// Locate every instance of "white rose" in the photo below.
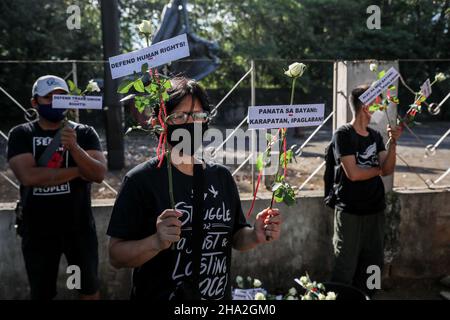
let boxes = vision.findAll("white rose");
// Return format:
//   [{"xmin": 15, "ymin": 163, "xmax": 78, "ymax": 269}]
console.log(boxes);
[
  {"xmin": 326, "ymin": 292, "xmax": 337, "ymax": 300},
  {"xmin": 286, "ymin": 295, "xmax": 295, "ymax": 300},
  {"xmin": 318, "ymin": 293, "xmax": 326, "ymax": 300},
  {"xmin": 284, "ymin": 62, "xmax": 306, "ymax": 78},
  {"xmin": 138, "ymin": 20, "xmax": 152, "ymax": 35},
  {"xmin": 302, "ymin": 293, "xmax": 312, "ymax": 300},
  {"xmin": 288, "ymin": 287, "xmax": 297, "ymax": 296},
  {"xmin": 236, "ymin": 276, "xmax": 244, "ymax": 288},
  {"xmin": 86, "ymin": 80, "xmax": 100, "ymax": 93},
  {"xmin": 255, "ymin": 292, "xmax": 266, "ymax": 300},
  {"xmin": 299, "ymin": 276, "xmax": 309, "ymax": 286},
  {"xmin": 253, "ymin": 279, "xmax": 262, "ymax": 288},
  {"xmin": 435, "ymin": 72, "xmax": 446, "ymax": 83},
  {"xmin": 369, "ymin": 63, "xmax": 378, "ymax": 72}
]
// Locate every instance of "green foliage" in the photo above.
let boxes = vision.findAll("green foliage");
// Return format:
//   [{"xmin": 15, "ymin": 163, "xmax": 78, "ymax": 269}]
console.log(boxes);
[{"xmin": 272, "ymin": 178, "xmax": 296, "ymax": 206}]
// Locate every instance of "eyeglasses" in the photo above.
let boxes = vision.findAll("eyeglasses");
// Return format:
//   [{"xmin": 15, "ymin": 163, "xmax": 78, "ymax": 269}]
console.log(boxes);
[{"xmin": 166, "ymin": 111, "xmax": 210, "ymax": 125}]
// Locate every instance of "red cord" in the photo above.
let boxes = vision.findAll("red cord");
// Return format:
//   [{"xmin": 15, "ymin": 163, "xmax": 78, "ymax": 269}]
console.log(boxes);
[{"xmin": 246, "ymin": 170, "xmax": 262, "ymax": 218}]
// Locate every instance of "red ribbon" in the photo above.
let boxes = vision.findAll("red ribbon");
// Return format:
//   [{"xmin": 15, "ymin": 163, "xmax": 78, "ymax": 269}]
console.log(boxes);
[{"xmin": 151, "ymin": 69, "xmax": 169, "ymax": 168}]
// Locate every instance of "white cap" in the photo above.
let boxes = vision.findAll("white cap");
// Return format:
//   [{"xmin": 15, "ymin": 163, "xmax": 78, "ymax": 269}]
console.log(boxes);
[{"xmin": 32, "ymin": 75, "xmax": 69, "ymax": 97}]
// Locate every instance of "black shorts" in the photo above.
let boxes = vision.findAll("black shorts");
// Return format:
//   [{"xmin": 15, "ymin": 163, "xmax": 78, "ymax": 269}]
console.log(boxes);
[{"xmin": 21, "ymin": 226, "xmax": 99, "ymax": 300}]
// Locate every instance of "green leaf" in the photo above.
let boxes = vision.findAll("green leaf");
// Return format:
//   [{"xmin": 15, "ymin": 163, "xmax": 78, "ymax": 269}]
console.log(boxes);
[
  {"xmin": 141, "ymin": 63, "xmax": 149, "ymax": 74},
  {"xmin": 134, "ymin": 96, "xmax": 146, "ymax": 113},
  {"xmin": 133, "ymin": 79, "xmax": 145, "ymax": 93},
  {"xmin": 280, "ymin": 149, "xmax": 294, "ymax": 167},
  {"xmin": 163, "ymin": 80, "xmax": 172, "ymax": 89},
  {"xmin": 256, "ymin": 154, "xmax": 264, "ymax": 171},
  {"xmin": 390, "ymin": 96, "xmax": 399, "ymax": 104},
  {"xmin": 68, "ymin": 79, "xmax": 77, "ymax": 92},
  {"xmin": 388, "ymin": 85, "xmax": 396, "ymax": 91},
  {"xmin": 162, "ymin": 91, "xmax": 170, "ymax": 101},
  {"xmin": 118, "ymin": 79, "xmax": 134, "ymax": 94},
  {"xmin": 283, "ymin": 193, "xmax": 296, "ymax": 206},
  {"xmin": 283, "ymin": 187, "xmax": 296, "ymax": 206},
  {"xmin": 377, "ymin": 70, "xmax": 386, "ymax": 80}
]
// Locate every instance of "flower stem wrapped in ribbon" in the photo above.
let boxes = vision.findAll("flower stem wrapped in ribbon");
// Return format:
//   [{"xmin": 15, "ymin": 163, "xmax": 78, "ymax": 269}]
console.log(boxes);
[
  {"xmin": 118, "ymin": 21, "xmax": 175, "ymax": 209},
  {"xmin": 247, "ymin": 63, "xmax": 306, "ymax": 219}
]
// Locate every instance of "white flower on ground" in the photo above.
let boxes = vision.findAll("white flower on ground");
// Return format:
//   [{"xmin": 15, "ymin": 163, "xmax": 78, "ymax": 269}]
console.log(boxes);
[
  {"xmin": 236, "ymin": 276, "xmax": 244, "ymax": 288},
  {"xmin": 318, "ymin": 293, "xmax": 326, "ymax": 300},
  {"xmin": 253, "ymin": 279, "xmax": 262, "ymax": 288},
  {"xmin": 138, "ymin": 20, "xmax": 152, "ymax": 35},
  {"xmin": 284, "ymin": 62, "xmax": 306, "ymax": 78},
  {"xmin": 326, "ymin": 292, "xmax": 337, "ymax": 300},
  {"xmin": 286, "ymin": 295, "xmax": 296, "ymax": 300},
  {"xmin": 435, "ymin": 72, "xmax": 446, "ymax": 83},
  {"xmin": 255, "ymin": 292, "xmax": 266, "ymax": 300},
  {"xmin": 370, "ymin": 63, "xmax": 378, "ymax": 72},
  {"xmin": 288, "ymin": 287, "xmax": 297, "ymax": 296},
  {"xmin": 86, "ymin": 80, "xmax": 100, "ymax": 93},
  {"xmin": 302, "ymin": 293, "xmax": 313, "ymax": 300}
]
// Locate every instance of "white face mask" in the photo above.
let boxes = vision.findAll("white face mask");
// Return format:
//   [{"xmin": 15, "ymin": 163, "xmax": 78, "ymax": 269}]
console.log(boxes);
[{"xmin": 370, "ymin": 110, "xmax": 385, "ymax": 124}]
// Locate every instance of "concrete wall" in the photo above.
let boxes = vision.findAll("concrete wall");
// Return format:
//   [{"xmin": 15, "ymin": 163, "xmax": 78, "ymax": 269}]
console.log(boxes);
[{"xmin": 0, "ymin": 189, "xmax": 449, "ymax": 299}]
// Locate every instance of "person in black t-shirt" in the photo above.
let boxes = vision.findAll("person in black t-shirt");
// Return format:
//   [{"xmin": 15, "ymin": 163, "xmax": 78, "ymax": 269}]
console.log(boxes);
[
  {"xmin": 7, "ymin": 75, "xmax": 107, "ymax": 300},
  {"xmin": 107, "ymin": 77, "xmax": 282, "ymax": 300},
  {"xmin": 329, "ymin": 84, "xmax": 402, "ymax": 297}
]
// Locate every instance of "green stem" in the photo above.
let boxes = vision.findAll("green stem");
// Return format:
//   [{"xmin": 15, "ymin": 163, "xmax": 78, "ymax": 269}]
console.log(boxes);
[
  {"xmin": 269, "ymin": 130, "xmax": 285, "ymax": 209},
  {"xmin": 145, "ymin": 35, "xmax": 150, "ymax": 47},
  {"xmin": 290, "ymin": 78, "xmax": 297, "ymax": 105},
  {"xmin": 269, "ymin": 77, "xmax": 297, "ymax": 208}
]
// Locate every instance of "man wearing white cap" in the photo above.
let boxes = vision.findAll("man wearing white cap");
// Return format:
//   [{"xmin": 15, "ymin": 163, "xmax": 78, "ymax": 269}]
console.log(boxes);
[{"xmin": 6, "ymin": 75, "xmax": 107, "ymax": 300}]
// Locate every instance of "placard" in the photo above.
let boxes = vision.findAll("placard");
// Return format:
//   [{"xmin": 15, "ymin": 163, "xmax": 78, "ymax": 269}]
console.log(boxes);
[
  {"xmin": 359, "ymin": 67, "xmax": 400, "ymax": 105},
  {"xmin": 109, "ymin": 33, "xmax": 190, "ymax": 79},
  {"xmin": 52, "ymin": 95, "xmax": 103, "ymax": 110},
  {"xmin": 248, "ymin": 104, "xmax": 325, "ymax": 129},
  {"xmin": 420, "ymin": 78, "xmax": 432, "ymax": 98}
]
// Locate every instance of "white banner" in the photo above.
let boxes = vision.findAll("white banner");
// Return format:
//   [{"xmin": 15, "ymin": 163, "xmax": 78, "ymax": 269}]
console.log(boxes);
[
  {"xmin": 420, "ymin": 78, "xmax": 432, "ymax": 98},
  {"xmin": 52, "ymin": 95, "xmax": 103, "ymax": 110},
  {"xmin": 248, "ymin": 104, "xmax": 325, "ymax": 129},
  {"xmin": 108, "ymin": 33, "xmax": 190, "ymax": 79},
  {"xmin": 232, "ymin": 288, "xmax": 268, "ymax": 300},
  {"xmin": 359, "ymin": 67, "xmax": 400, "ymax": 105}
]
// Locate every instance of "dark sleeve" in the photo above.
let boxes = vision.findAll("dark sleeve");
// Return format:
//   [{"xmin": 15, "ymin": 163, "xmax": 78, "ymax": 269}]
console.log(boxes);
[
  {"xmin": 107, "ymin": 175, "xmax": 147, "ymax": 240},
  {"xmin": 333, "ymin": 129, "xmax": 356, "ymax": 160},
  {"xmin": 226, "ymin": 170, "xmax": 251, "ymax": 235},
  {"xmin": 7, "ymin": 126, "xmax": 32, "ymax": 160},
  {"xmin": 375, "ymin": 131, "xmax": 386, "ymax": 153},
  {"xmin": 78, "ymin": 126, "xmax": 102, "ymax": 152}
]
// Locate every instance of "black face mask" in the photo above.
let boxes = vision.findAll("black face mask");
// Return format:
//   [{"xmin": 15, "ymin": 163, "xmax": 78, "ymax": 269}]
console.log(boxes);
[{"xmin": 167, "ymin": 122, "xmax": 209, "ymax": 156}]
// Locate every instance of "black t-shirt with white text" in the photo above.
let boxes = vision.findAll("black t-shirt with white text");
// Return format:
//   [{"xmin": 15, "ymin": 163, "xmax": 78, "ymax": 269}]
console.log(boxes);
[
  {"xmin": 7, "ymin": 120, "xmax": 102, "ymax": 235},
  {"xmin": 107, "ymin": 158, "xmax": 250, "ymax": 300},
  {"xmin": 332, "ymin": 124, "xmax": 386, "ymax": 214}
]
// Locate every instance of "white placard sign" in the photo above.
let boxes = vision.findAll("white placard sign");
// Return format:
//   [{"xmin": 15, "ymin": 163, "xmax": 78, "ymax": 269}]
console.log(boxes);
[
  {"xmin": 52, "ymin": 95, "xmax": 103, "ymax": 110},
  {"xmin": 420, "ymin": 78, "xmax": 432, "ymax": 98},
  {"xmin": 248, "ymin": 104, "xmax": 325, "ymax": 129},
  {"xmin": 232, "ymin": 288, "xmax": 268, "ymax": 300},
  {"xmin": 359, "ymin": 67, "xmax": 400, "ymax": 105},
  {"xmin": 108, "ymin": 33, "xmax": 190, "ymax": 79}
]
